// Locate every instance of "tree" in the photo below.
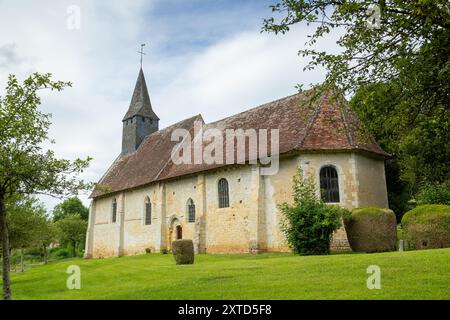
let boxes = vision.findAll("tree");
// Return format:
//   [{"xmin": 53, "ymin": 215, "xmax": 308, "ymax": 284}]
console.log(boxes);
[
  {"xmin": 350, "ymin": 82, "xmax": 450, "ymax": 218},
  {"xmin": 279, "ymin": 167, "xmax": 344, "ymax": 255},
  {"xmin": 263, "ymin": 1, "xmax": 450, "ymax": 208},
  {"xmin": 0, "ymin": 73, "xmax": 91, "ymax": 299},
  {"xmin": 56, "ymin": 214, "xmax": 88, "ymax": 258},
  {"xmin": 52, "ymin": 197, "xmax": 89, "ymax": 221},
  {"xmin": 5, "ymin": 195, "xmax": 46, "ymax": 272},
  {"xmin": 263, "ymin": 1, "xmax": 449, "ymax": 96},
  {"xmin": 34, "ymin": 216, "xmax": 58, "ymax": 264}
]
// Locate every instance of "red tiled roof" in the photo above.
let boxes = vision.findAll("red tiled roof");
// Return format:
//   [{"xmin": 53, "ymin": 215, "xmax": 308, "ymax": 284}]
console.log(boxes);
[{"xmin": 91, "ymin": 90, "xmax": 388, "ymax": 198}]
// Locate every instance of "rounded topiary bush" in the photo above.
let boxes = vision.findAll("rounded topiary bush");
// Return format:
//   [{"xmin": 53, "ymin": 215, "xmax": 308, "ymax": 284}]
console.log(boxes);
[
  {"xmin": 344, "ymin": 207, "xmax": 397, "ymax": 253},
  {"xmin": 172, "ymin": 239, "xmax": 194, "ymax": 265},
  {"xmin": 401, "ymin": 204, "xmax": 450, "ymax": 250}
]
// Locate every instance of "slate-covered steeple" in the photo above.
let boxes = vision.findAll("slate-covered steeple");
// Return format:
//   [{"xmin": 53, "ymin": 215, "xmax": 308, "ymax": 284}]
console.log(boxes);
[{"xmin": 122, "ymin": 68, "xmax": 159, "ymax": 155}]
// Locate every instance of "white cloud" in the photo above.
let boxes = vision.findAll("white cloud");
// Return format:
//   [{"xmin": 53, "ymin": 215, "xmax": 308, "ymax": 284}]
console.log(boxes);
[
  {"xmin": 0, "ymin": 1, "xmax": 340, "ymax": 211},
  {"xmin": 154, "ymin": 27, "xmax": 332, "ymax": 126}
]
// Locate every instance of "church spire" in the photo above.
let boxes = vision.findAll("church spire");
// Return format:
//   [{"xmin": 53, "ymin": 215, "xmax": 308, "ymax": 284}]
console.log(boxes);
[
  {"xmin": 121, "ymin": 68, "xmax": 160, "ymax": 155},
  {"xmin": 122, "ymin": 68, "xmax": 159, "ymax": 121}
]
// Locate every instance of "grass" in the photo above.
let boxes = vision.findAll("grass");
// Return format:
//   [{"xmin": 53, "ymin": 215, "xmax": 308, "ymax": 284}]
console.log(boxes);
[{"xmin": 3, "ymin": 248, "xmax": 450, "ymax": 300}]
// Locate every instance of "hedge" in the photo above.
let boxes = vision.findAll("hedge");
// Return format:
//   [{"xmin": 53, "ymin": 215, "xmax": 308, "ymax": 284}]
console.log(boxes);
[
  {"xmin": 172, "ymin": 239, "xmax": 194, "ymax": 265},
  {"xmin": 344, "ymin": 207, "xmax": 397, "ymax": 253},
  {"xmin": 401, "ymin": 204, "xmax": 450, "ymax": 250}
]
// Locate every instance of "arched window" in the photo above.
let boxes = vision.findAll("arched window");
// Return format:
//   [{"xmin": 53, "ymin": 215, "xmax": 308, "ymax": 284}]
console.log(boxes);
[
  {"xmin": 187, "ymin": 198, "xmax": 195, "ymax": 223},
  {"xmin": 112, "ymin": 198, "xmax": 117, "ymax": 223},
  {"xmin": 145, "ymin": 197, "xmax": 152, "ymax": 225},
  {"xmin": 320, "ymin": 166, "xmax": 340, "ymax": 203},
  {"xmin": 218, "ymin": 178, "xmax": 229, "ymax": 208}
]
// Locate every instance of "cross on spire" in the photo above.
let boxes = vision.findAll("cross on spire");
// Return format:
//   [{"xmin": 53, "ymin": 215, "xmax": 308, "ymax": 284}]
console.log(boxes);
[{"xmin": 138, "ymin": 43, "xmax": 146, "ymax": 69}]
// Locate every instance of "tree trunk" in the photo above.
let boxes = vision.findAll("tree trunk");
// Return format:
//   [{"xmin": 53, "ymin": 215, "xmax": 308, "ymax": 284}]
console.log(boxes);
[
  {"xmin": 72, "ymin": 240, "xmax": 76, "ymax": 258},
  {"xmin": 43, "ymin": 244, "xmax": 48, "ymax": 264},
  {"xmin": 0, "ymin": 194, "xmax": 12, "ymax": 300},
  {"xmin": 20, "ymin": 248, "xmax": 24, "ymax": 272}
]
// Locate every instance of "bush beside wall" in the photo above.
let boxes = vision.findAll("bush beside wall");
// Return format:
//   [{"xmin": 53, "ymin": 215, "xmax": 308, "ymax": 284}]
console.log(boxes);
[{"xmin": 344, "ymin": 207, "xmax": 397, "ymax": 253}]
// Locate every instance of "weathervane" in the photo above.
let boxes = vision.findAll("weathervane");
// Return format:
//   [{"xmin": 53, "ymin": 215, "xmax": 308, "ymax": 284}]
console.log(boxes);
[{"xmin": 138, "ymin": 43, "xmax": 146, "ymax": 68}]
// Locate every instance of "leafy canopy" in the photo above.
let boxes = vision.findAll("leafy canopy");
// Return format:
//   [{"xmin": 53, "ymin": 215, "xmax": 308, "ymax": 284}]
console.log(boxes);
[
  {"xmin": 263, "ymin": 1, "xmax": 449, "ymax": 97},
  {"xmin": 56, "ymin": 214, "xmax": 87, "ymax": 244},
  {"xmin": 52, "ymin": 197, "xmax": 89, "ymax": 221},
  {"xmin": 56, "ymin": 214, "xmax": 88, "ymax": 257},
  {"xmin": 0, "ymin": 73, "xmax": 92, "ymax": 198},
  {"xmin": 5, "ymin": 195, "xmax": 48, "ymax": 250},
  {"xmin": 263, "ymin": 1, "xmax": 450, "ymax": 210}
]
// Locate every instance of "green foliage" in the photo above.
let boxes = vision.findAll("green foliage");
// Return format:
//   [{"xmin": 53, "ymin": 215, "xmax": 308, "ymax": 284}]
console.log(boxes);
[
  {"xmin": 52, "ymin": 197, "xmax": 89, "ymax": 221},
  {"xmin": 56, "ymin": 214, "xmax": 88, "ymax": 258},
  {"xmin": 0, "ymin": 72, "xmax": 93, "ymax": 299},
  {"xmin": 172, "ymin": 240, "xmax": 194, "ymax": 265},
  {"xmin": 49, "ymin": 247, "xmax": 71, "ymax": 260},
  {"xmin": 5, "ymin": 195, "xmax": 48, "ymax": 250},
  {"xmin": 279, "ymin": 167, "xmax": 344, "ymax": 255},
  {"xmin": 263, "ymin": 1, "xmax": 450, "ymax": 216},
  {"xmin": 350, "ymin": 82, "xmax": 450, "ymax": 196},
  {"xmin": 402, "ymin": 205, "xmax": 450, "ymax": 250},
  {"xmin": 416, "ymin": 181, "xmax": 450, "ymax": 206},
  {"xmin": 402, "ymin": 204, "xmax": 450, "ymax": 225},
  {"xmin": 344, "ymin": 207, "xmax": 397, "ymax": 252},
  {"xmin": 0, "ymin": 73, "xmax": 92, "ymax": 198},
  {"xmin": 263, "ymin": 1, "xmax": 449, "ymax": 99}
]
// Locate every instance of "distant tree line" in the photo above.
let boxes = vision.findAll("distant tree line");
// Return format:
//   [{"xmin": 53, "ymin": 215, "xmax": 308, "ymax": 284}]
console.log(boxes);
[{"xmin": 1, "ymin": 196, "xmax": 88, "ymax": 272}]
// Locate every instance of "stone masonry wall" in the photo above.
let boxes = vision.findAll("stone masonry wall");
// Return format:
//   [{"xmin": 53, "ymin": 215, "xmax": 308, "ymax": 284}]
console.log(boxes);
[{"xmin": 86, "ymin": 152, "xmax": 388, "ymax": 258}]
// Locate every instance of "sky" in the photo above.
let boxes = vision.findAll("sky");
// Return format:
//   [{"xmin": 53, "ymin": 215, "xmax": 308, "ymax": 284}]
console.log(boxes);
[{"xmin": 0, "ymin": 0, "xmax": 340, "ymax": 211}]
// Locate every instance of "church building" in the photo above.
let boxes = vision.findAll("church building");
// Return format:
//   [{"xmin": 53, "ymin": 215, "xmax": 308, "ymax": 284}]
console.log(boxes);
[{"xmin": 84, "ymin": 68, "xmax": 389, "ymax": 258}]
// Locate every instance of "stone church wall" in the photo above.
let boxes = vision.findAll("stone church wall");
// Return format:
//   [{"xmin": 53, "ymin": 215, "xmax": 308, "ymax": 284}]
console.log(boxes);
[
  {"xmin": 86, "ymin": 152, "xmax": 388, "ymax": 258},
  {"xmin": 203, "ymin": 166, "xmax": 256, "ymax": 253}
]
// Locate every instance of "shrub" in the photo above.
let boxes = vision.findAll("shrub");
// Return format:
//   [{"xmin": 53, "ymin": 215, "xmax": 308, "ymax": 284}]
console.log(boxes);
[
  {"xmin": 145, "ymin": 248, "xmax": 151, "ymax": 254},
  {"xmin": 161, "ymin": 248, "xmax": 169, "ymax": 254},
  {"xmin": 279, "ymin": 168, "xmax": 344, "ymax": 255},
  {"xmin": 344, "ymin": 207, "xmax": 397, "ymax": 253},
  {"xmin": 50, "ymin": 248, "xmax": 71, "ymax": 259},
  {"xmin": 416, "ymin": 181, "xmax": 450, "ymax": 206},
  {"xmin": 401, "ymin": 204, "xmax": 450, "ymax": 250},
  {"xmin": 172, "ymin": 240, "xmax": 194, "ymax": 265},
  {"xmin": 25, "ymin": 247, "xmax": 44, "ymax": 258}
]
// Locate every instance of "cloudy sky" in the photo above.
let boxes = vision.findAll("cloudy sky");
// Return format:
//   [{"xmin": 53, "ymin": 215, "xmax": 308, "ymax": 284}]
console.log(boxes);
[{"xmin": 0, "ymin": 0, "xmax": 339, "ymax": 211}]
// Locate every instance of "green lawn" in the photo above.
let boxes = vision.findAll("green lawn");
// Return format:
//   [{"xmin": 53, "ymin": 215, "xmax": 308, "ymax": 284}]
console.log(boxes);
[{"xmin": 5, "ymin": 248, "xmax": 450, "ymax": 300}]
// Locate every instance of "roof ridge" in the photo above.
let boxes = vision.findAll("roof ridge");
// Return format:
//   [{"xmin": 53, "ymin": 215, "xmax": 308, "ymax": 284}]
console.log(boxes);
[
  {"xmin": 296, "ymin": 91, "xmax": 330, "ymax": 149},
  {"xmin": 142, "ymin": 114, "xmax": 203, "ymax": 141},
  {"xmin": 205, "ymin": 91, "xmax": 306, "ymax": 126},
  {"xmin": 91, "ymin": 87, "xmax": 390, "ymax": 199},
  {"xmin": 337, "ymin": 99, "xmax": 355, "ymax": 148}
]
